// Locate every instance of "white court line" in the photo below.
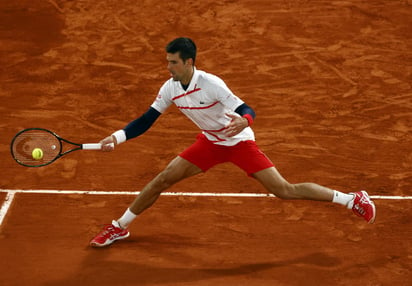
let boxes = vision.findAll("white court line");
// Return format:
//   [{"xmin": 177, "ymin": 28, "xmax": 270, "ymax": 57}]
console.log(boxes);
[
  {"xmin": 1, "ymin": 189, "xmax": 412, "ymax": 227},
  {"xmin": 0, "ymin": 189, "xmax": 275, "ymax": 197},
  {"xmin": 0, "ymin": 191, "xmax": 16, "ymax": 227},
  {"xmin": 1, "ymin": 189, "xmax": 412, "ymax": 199}
]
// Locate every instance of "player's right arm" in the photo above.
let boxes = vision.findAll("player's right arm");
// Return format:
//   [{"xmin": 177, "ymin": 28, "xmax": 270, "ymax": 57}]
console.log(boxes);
[
  {"xmin": 100, "ymin": 81, "xmax": 173, "ymax": 151},
  {"xmin": 100, "ymin": 107, "xmax": 161, "ymax": 151}
]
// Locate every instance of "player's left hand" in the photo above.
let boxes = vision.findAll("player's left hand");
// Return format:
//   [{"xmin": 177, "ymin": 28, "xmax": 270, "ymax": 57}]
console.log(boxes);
[{"xmin": 224, "ymin": 113, "xmax": 248, "ymax": 137}]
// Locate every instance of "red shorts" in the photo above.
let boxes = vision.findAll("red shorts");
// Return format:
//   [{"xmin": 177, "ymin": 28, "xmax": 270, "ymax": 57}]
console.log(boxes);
[{"xmin": 179, "ymin": 134, "xmax": 274, "ymax": 176}]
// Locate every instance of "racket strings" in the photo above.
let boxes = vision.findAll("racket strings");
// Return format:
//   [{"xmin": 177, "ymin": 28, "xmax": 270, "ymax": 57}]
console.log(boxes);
[{"xmin": 11, "ymin": 130, "xmax": 60, "ymax": 167}]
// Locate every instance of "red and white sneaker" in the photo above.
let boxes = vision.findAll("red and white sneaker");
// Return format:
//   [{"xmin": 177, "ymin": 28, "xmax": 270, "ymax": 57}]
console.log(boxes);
[
  {"xmin": 349, "ymin": 191, "xmax": 376, "ymax": 223},
  {"xmin": 90, "ymin": 220, "xmax": 130, "ymax": 247}
]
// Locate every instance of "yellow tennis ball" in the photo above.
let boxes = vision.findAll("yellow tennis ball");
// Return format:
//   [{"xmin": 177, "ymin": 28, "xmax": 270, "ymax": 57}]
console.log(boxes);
[{"xmin": 32, "ymin": 148, "xmax": 43, "ymax": 160}]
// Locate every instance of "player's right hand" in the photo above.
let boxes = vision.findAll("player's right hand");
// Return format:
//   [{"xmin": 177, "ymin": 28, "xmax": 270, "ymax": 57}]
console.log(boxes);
[{"xmin": 99, "ymin": 135, "xmax": 116, "ymax": 152}]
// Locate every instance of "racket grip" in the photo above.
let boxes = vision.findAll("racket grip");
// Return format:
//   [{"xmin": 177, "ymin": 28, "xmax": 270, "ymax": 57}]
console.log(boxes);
[
  {"xmin": 82, "ymin": 143, "xmax": 102, "ymax": 150},
  {"xmin": 82, "ymin": 143, "xmax": 115, "ymax": 150}
]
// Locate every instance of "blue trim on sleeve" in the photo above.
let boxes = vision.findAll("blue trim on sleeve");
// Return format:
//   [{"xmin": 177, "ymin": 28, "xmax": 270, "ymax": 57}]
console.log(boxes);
[
  {"xmin": 124, "ymin": 107, "xmax": 161, "ymax": 140},
  {"xmin": 234, "ymin": 103, "xmax": 256, "ymax": 119}
]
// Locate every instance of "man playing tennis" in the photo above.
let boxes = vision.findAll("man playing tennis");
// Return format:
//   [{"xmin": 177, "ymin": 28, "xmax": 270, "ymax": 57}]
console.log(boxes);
[{"xmin": 90, "ymin": 37, "xmax": 376, "ymax": 247}]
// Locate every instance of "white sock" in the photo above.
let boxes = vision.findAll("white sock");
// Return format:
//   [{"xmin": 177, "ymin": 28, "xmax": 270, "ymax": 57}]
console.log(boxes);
[
  {"xmin": 117, "ymin": 208, "xmax": 137, "ymax": 229},
  {"xmin": 332, "ymin": 190, "xmax": 355, "ymax": 209}
]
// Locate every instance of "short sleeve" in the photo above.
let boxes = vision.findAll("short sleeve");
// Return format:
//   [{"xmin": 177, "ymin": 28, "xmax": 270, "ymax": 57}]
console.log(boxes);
[
  {"xmin": 151, "ymin": 80, "xmax": 173, "ymax": 113},
  {"xmin": 213, "ymin": 76, "xmax": 244, "ymax": 111}
]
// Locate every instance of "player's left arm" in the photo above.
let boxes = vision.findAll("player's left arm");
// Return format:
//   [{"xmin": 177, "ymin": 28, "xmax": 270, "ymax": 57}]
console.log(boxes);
[
  {"xmin": 211, "ymin": 75, "xmax": 255, "ymax": 136},
  {"xmin": 235, "ymin": 103, "xmax": 255, "ymax": 125},
  {"xmin": 224, "ymin": 103, "xmax": 256, "ymax": 137}
]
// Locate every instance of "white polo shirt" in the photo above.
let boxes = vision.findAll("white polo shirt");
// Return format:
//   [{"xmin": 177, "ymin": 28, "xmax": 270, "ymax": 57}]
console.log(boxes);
[{"xmin": 151, "ymin": 68, "xmax": 255, "ymax": 146}]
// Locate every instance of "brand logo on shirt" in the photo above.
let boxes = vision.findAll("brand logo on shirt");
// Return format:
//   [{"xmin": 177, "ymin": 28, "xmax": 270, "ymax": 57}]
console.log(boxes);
[{"xmin": 199, "ymin": 101, "xmax": 205, "ymax": 104}]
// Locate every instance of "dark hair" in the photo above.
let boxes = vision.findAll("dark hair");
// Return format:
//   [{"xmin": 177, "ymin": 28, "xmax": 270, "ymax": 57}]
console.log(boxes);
[{"xmin": 166, "ymin": 37, "xmax": 196, "ymax": 64}]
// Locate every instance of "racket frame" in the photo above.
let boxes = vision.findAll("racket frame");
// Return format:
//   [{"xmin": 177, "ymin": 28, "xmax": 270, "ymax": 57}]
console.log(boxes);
[{"xmin": 10, "ymin": 128, "xmax": 100, "ymax": 167}]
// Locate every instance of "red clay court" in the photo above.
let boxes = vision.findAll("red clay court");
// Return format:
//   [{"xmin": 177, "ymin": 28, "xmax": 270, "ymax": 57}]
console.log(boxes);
[{"xmin": 1, "ymin": 1, "xmax": 411, "ymax": 285}]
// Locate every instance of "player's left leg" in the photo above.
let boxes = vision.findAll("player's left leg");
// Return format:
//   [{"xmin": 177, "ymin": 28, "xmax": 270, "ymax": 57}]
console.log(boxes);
[
  {"xmin": 252, "ymin": 167, "xmax": 376, "ymax": 223},
  {"xmin": 252, "ymin": 166, "xmax": 334, "ymax": 201},
  {"xmin": 229, "ymin": 140, "xmax": 376, "ymax": 223}
]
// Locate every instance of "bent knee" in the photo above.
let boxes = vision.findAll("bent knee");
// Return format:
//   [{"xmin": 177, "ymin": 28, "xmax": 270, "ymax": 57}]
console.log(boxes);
[{"xmin": 152, "ymin": 170, "xmax": 175, "ymax": 190}]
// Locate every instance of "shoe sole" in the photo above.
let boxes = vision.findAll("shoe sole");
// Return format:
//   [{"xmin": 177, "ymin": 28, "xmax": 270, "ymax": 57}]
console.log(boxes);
[
  {"xmin": 90, "ymin": 232, "xmax": 130, "ymax": 248},
  {"xmin": 368, "ymin": 202, "xmax": 376, "ymax": 224}
]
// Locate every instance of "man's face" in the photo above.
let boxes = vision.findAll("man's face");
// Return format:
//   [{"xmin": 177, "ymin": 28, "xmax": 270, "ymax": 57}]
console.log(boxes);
[{"xmin": 167, "ymin": 52, "xmax": 192, "ymax": 83}]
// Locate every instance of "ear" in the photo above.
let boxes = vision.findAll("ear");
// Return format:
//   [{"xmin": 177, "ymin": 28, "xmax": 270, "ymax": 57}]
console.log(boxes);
[{"xmin": 185, "ymin": 58, "xmax": 194, "ymax": 66}]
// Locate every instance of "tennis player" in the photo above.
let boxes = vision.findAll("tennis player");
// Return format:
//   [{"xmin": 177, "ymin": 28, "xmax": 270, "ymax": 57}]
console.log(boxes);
[{"xmin": 90, "ymin": 37, "xmax": 376, "ymax": 247}]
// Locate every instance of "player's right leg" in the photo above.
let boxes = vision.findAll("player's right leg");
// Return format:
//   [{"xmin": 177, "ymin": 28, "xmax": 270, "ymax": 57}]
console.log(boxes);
[
  {"xmin": 90, "ymin": 156, "xmax": 202, "ymax": 247},
  {"xmin": 128, "ymin": 156, "xmax": 203, "ymax": 215}
]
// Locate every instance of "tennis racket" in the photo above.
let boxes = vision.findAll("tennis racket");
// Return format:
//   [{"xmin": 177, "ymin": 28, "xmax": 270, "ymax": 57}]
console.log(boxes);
[{"xmin": 10, "ymin": 128, "xmax": 108, "ymax": 167}]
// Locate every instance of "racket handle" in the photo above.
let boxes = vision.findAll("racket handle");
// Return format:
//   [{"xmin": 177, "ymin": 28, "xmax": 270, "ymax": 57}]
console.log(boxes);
[{"xmin": 82, "ymin": 143, "xmax": 114, "ymax": 150}]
